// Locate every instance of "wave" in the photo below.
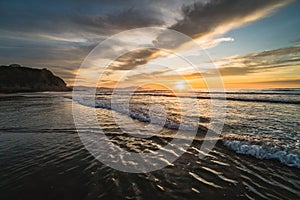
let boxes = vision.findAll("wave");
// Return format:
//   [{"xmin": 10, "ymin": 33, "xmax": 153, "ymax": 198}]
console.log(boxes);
[
  {"xmin": 71, "ymin": 96, "xmax": 300, "ymax": 168},
  {"xmin": 72, "ymin": 97, "xmax": 198, "ymax": 131},
  {"xmin": 94, "ymin": 93, "xmax": 300, "ymax": 105},
  {"xmin": 208, "ymin": 97, "xmax": 300, "ymax": 105},
  {"xmin": 223, "ymin": 139, "xmax": 300, "ymax": 168}
]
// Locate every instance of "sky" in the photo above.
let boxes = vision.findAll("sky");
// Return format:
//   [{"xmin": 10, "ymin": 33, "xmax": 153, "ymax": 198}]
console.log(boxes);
[{"xmin": 0, "ymin": 0, "xmax": 300, "ymax": 89}]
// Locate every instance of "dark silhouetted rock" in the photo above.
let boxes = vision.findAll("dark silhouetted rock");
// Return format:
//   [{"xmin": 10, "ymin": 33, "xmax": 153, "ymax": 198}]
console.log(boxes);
[{"xmin": 0, "ymin": 64, "xmax": 72, "ymax": 93}]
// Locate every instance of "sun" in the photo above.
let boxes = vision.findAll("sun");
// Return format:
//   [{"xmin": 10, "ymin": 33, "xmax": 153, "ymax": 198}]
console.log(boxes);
[{"xmin": 174, "ymin": 80, "xmax": 186, "ymax": 91}]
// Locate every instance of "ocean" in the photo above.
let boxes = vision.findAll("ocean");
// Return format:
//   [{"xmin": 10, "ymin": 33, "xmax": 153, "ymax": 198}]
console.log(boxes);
[{"xmin": 0, "ymin": 89, "xmax": 299, "ymax": 199}]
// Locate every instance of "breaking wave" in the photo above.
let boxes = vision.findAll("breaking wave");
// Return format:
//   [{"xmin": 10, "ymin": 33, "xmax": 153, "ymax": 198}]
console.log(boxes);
[{"xmin": 223, "ymin": 139, "xmax": 300, "ymax": 168}]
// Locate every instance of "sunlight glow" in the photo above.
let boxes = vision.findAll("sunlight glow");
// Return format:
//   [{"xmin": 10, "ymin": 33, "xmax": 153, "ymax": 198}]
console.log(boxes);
[{"xmin": 174, "ymin": 81, "xmax": 186, "ymax": 91}]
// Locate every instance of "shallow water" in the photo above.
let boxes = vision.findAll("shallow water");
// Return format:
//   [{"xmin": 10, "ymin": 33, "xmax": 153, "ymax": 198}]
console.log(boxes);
[{"xmin": 0, "ymin": 91, "xmax": 299, "ymax": 199}]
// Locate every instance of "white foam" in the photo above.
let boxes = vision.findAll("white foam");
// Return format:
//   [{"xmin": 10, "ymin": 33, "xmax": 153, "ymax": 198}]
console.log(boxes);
[
  {"xmin": 72, "ymin": 97, "xmax": 198, "ymax": 131},
  {"xmin": 223, "ymin": 140, "xmax": 300, "ymax": 168}
]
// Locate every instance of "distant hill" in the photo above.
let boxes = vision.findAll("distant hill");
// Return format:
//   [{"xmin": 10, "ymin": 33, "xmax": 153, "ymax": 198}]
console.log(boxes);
[{"xmin": 0, "ymin": 64, "xmax": 71, "ymax": 93}]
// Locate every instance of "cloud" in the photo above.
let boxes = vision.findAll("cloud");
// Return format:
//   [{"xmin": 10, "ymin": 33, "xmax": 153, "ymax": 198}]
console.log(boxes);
[
  {"xmin": 126, "ymin": 68, "xmax": 173, "ymax": 78},
  {"xmin": 0, "ymin": 0, "xmax": 167, "ymax": 36},
  {"xmin": 107, "ymin": 0, "xmax": 291, "ymax": 74},
  {"xmin": 197, "ymin": 37, "xmax": 235, "ymax": 48},
  {"xmin": 254, "ymin": 79, "xmax": 300, "ymax": 85},
  {"xmin": 0, "ymin": 0, "xmax": 293, "ymax": 85},
  {"xmin": 0, "ymin": 0, "xmax": 170, "ymax": 82},
  {"xmin": 290, "ymin": 37, "xmax": 300, "ymax": 44},
  {"xmin": 216, "ymin": 45, "xmax": 300, "ymax": 76},
  {"xmin": 72, "ymin": 7, "xmax": 165, "ymax": 34},
  {"xmin": 108, "ymin": 48, "xmax": 160, "ymax": 71},
  {"xmin": 175, "ymin": 45, "xmax": 300, "ymax": 82},
  {"xmin": 171, "ymin": 0, "xmax": 291, "ymax": 39}
]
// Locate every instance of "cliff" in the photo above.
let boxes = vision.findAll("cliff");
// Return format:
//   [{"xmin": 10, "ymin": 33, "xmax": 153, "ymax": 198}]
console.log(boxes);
[{"xmin": 0, "ymin": 64, "xmax": 71, "ymax": 93}]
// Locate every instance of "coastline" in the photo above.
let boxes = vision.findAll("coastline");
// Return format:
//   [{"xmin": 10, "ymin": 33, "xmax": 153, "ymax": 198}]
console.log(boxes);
[{"xmin": 0, "ymin": 64, "xmax": 72, "ymax": 93}]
